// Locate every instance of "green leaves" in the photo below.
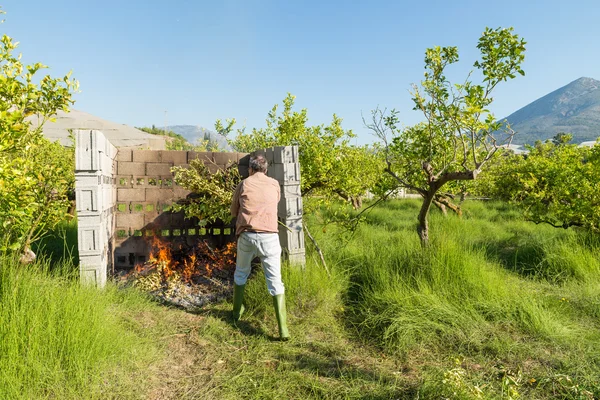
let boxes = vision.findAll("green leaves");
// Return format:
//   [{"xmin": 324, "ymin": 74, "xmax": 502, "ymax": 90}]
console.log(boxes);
[
  {"xmin": 367, "ymin": 27, "xmax": 526, "ymax": 244},
  {"xmin": 476, "ymin": 141, "xmax": 600, "ymax": 232},
  {"xmin": 223, "ymin": 94, "xmax": 384, "ymax": 213},
  {"xmin": 0, "ymin": 26, "xmax": 77, "ymax": 253},
  {"xmin": 171, "ymin": 160, "xmax": 241, "ymax": 226},
  {"xmin": 474, "ymin": 27, "xmax": 526, "ymax": 84}
]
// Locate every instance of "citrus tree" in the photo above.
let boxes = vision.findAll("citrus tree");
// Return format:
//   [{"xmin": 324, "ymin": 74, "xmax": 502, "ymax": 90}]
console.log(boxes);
[
  {"xmin": 367, "ymin": 27, "xmax": 526, "ymax": 245},
  {"xmin": 476, "ymin": 138, "xmax": 600, "ymax": 231},
  {"xmin": 217, "ymin": 94, "xmax": 384, "ymax": 212},
  {"xmin": 0, "ymin": 15, "xmax": 78, "ymax": 253}
]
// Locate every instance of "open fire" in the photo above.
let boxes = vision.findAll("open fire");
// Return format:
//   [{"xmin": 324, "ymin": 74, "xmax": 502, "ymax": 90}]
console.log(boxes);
[{"xmin": 122, "ymin": 235, "xmax": 237, "ymax": 310}]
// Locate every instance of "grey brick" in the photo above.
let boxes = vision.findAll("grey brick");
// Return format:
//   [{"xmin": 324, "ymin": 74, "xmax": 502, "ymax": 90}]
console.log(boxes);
[
  {"xmin": 117, "ymin": 162, "xmax": 146, "ymax": 176},
  {"xmin": 273, "ymin": 146, "xmax": 299, "ymax": 164},
  {"xmin": 188, "ymin": 151, "xmax": 214, "ymax": 164},
  {"xmin": 116, "ymin": 213, "xmax": 145, "ymax": 228},
  {"xmin": 117, "ymin": 188, "xmax": 146, "ymax": 202},
  {"xmin": 161, "ymin": 151, "xmax": 187, "ymax": 165},
  {"xmin": 146, "ymin": 188, "xmax": 174, "ymax": 203},
  {"xmin": 116, "ymin": 149, "xmax": 133, "ymax": 162},
  {"xmin": 213, "ymin": 152, "xmax": 236, "ymax": 165},
  {"xmin": 133, "ymin": 150, "xmax": 161, "ymax": 163},
  {"xmin": 146, "ymin": 162, "xmax": 174, "ymax": 176}
]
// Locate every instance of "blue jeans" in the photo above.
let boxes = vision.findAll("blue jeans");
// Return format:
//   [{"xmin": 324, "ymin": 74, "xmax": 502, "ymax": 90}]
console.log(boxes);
[{"xmin": 234, "ymin": 232, "xmax": 284, "ymax": 296}]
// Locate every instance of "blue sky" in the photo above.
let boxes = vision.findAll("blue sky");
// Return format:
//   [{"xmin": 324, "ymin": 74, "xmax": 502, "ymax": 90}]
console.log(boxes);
[{"xmin": 3, "ymin": 0, "xmax": 599, "ymax": 143}]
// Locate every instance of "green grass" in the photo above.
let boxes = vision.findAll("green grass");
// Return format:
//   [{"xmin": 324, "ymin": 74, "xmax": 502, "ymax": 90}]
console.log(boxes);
[
  {"xmin": 2, "ymin": 199, "xmax": 600, "ymax": 398},
  {"xmin": 307, "ymin": 200, "xmax": 600, "ymax": 398},
  {"xmin": 0, "ymin": 255, "xmax": 163, "ymax": 399}
]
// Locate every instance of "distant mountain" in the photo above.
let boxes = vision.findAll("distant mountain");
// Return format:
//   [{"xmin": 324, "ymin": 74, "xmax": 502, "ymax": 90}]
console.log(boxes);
[
  {"xmin": 501, "ymin": 77, "xmax": 600, "ymax": 145},
  {"xmin": 167, "ymin": 125, "xmax": 233, "ymax": 151}
]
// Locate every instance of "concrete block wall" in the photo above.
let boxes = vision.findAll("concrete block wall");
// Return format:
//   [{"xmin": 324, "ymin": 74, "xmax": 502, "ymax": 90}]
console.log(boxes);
[
  {"xmin": 75, "ymin": 130, "xmax": 118, "ymax": 287},
  {"xmin": 113, "ymin": 149, "xmax": 248, "ymax": 269},
  {"xmin": 75, "ymin": 137, "xmax": 306, "ymax": 286},
  {"xmin": 254, "ymin": 146, "xmax": 306, "ymax": 265}
]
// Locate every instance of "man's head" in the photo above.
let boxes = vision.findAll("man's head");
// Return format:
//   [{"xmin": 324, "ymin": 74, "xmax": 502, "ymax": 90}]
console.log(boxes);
[{"xmin": 249, "ymin": 155, "xmax": 268, "ymax": 175}]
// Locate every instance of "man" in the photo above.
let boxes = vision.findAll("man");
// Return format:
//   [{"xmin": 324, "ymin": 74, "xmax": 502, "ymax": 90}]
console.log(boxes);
[{"xmin": 230, "ymin": 154, "xmax": 289, "ymax": 341}]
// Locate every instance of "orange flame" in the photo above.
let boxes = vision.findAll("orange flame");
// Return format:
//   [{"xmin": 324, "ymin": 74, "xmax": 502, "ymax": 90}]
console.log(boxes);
[{"xmin": 129, "ymin": 235, "xmax": 237, "ymax": 284}]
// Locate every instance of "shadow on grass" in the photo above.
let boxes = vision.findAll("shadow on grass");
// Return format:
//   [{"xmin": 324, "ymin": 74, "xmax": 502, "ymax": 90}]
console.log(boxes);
[
  {"xmin": 274, "ymin": 341, "xmax": 420, "ymax": 399},
  {"xmin": 477, "ymin": 236, "xmax": 546, "ymax": 279},
  {"xmin": 32, "ymin": 219, "xmax": 79, "ymax": 266},
  {"xmin": 196, "ymin": 307, "xmax": 279, "ymax": 341}
]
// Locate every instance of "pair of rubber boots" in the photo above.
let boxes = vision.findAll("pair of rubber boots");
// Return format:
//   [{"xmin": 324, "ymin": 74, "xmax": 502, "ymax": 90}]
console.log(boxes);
[{"xmin": 232, "ymin": 284, "xmax": 289, "ymax": 341}]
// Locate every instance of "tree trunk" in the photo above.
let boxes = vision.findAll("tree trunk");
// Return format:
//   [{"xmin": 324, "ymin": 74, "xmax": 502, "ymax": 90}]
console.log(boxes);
[
  {"xmin": 351, "ymin": 196, "xmax": 362, "ymax": 209},
  {"xmin": 433, "ymin": 200, "xmax": 447, "ymax": 216},
  {"xmin": 418, "ymin": 191, "xmax": 436, "ymax": 246}
]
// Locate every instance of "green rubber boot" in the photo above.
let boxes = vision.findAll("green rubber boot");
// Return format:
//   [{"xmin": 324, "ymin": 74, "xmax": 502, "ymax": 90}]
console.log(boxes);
[
  {"xmin": 272, "ymin": 294, "xmax": 290, "ymax": 341},
  {"xmin": 232, "ymin": 284, "xmax": 245, "ymax": 322}
]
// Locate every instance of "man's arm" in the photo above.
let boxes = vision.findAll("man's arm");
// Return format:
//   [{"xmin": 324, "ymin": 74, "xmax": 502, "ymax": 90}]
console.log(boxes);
[{"xmin": 230, "ymin": 182, "xmax": 242, "ymax": 217}]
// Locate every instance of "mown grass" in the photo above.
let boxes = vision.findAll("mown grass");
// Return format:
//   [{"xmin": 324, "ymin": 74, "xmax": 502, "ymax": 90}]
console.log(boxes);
[{"xmin": 2, "ymin": 200, "xmax": 600, "ymax": 399}]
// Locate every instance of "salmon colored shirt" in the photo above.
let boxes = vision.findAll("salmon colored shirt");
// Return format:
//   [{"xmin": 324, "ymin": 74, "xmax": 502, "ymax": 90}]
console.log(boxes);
[{"xmin": 230, "ymin": 172, "xmax": 280, "ymax": 236}]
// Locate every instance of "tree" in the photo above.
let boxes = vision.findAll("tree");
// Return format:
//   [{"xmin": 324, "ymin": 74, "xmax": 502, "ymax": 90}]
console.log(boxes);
[
  {"xmin": 0, "ymin": 13, "xmax": 78, "ymax": 254},
  {"xmin": 217, "ymin": 94, "xmax": 384, "ymax": 212},
  {"xmin": 477, "ymin": 139, "xmax": 600, "ymax": 232},
  {"xmin": 366, "ymin": 27, "xmax": 526, "ymax": 245},
  {"xmin": 170, "ymin": 160, "xmax": 241, "ymax": 226}
]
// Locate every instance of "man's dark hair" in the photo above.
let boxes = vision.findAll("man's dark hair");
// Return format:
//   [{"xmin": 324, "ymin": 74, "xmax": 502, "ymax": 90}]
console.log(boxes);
[{"xmin": 249, "ymin": 155, "xmax": 268, "ymax": 173}]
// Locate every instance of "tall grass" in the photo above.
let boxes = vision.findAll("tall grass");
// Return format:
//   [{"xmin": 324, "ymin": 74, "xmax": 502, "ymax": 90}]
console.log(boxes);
[
  {"xmin": 310, "ymin": 199, "xmax": 600, "ymax": 358},
  {"xmin": 0, "ymin": 255, "xmax": 159, "ymax": 399}
]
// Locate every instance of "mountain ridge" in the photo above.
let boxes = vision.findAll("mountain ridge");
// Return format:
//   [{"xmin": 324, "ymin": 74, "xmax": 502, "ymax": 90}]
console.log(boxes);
[
  {"xmin": 167, "ymin": 125, "xmax": 233, "ymax": 151},
  {"xmin": 501, "ymin": 77, "xmax": 600, "ymax": 145}
]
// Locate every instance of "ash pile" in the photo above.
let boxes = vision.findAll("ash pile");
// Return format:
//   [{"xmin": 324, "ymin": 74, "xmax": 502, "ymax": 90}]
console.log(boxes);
[{"xmin": 119, "ymin": 238, "xmax": 237, "ymax": 310}]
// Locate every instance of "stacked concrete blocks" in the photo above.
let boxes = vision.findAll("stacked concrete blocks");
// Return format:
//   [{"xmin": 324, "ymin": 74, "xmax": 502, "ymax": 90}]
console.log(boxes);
[
  {"xmin": 75, "ymin": 139, "xmax": 306, "ymax": 286},
  {"xmin": 255, "ymin": 146, "xmax": 306, "ymax": 266},
  {"xmin": 113, "ymin": 150, "xmax": 248, "ymax": 269},
  {"xmin": 75, "ymin": 130, "xmax": 118, "ymax": 287}
]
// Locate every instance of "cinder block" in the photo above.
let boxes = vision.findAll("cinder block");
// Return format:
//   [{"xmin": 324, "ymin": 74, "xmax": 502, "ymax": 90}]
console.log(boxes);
[
  {"xmin": 278, "ymin": 217, "xmax": 305, "ymax": 253},
  {"xmin": 143, "ymin": 212, "xmax": 160, "ymax": 226},
  {"xmin": 76, "ymin": 174, "xmax": 101, "ymax": 187},
  {"xmin": 80, "ymin": 268, "xmax": 98, "ymax": 286},
  {"xmin": 281, "ymin": 184, "xmax": 301, "ymax": 197},
  {"xmin": 273, "ymin": 146, "xmax": 299, "ymax": 164},
  {"xmin": 146, "ymin": 162, "xmax": 174, "ymax": 176},
  {"xmin": 213, "ymin": 152, "xmax": 236, "ymax": 165},
  {"xmin": 78, "ymin": 226, "xmax": 100, "ymax": 254},
  {"xmin": 145, "ymin": 212, "xmax": 172, "ymax": 226},
  {"xmin": 285, "ymin": 250, "xmax": 306, "ymax": 266},
  {"xmin": 269, "ymin": 163, "xmax": 300, "ymax": 184},
  {"xmin": 238, "ymin": 154, "xmax": 250, "ymax": 166},
  {"xmin": 133, "ymin": 150, "xmax": 161, "ymax": 163},
  {"xmin": 117, "ymin": 162, "xmax": 146, "ymax": 176},
  {"xmin": 116, "ymin": 149, "xmax": 131, "ymax": 163},
  {"xmin": 76, "ymin": 186, "xmax": 102, "ymax": 213},
  {"xmin": 278, "ymin": 196, "xmax": 303, "ymax": 219},
  {"xmin": 116, "ymin": 213, "xmax": 145, "ymax": 228},
  {"xmin": 188, "ymin": 151, "xmax": 214, "ymax": 164},
  {"xmin": 161, "ymin": 151, "xmax": 187, "ymax": 165},
  {"xmin": 146, "ymin": 188, "xmax": 174, "ymax": 202},
  {"xmin": 117, "ymin": 188, "xmax": 146, "ymax": 202},
  {"xmin": 173, "ymin": 188, "xmax": 191, "ymax": 199},
  {"xmin": 75, "ymin": 130, "xmax": 98, "ymax": 171},
  {"xmin": 171, "ymin": 212, "xmax": 187, "ymax": 226},
  {"xmin": 114, "ymin": 239, "xmax": 148, "ymax": 255}
]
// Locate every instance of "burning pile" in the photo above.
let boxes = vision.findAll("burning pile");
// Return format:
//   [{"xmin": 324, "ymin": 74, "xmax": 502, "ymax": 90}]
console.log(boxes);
[{"xmin": 123, "ymin": 236, "xmax": 237, "ymax": 310}]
